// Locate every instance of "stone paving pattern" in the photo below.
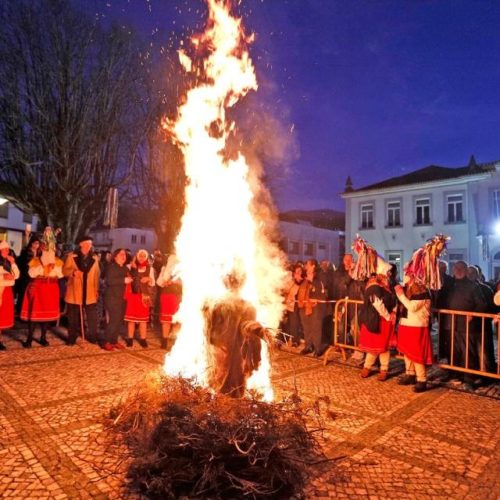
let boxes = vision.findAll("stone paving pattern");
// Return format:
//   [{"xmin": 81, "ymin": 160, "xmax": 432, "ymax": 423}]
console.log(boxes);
[{"xmin": 0, "ymin": 329, "xmax": 498, "ymax": 499}]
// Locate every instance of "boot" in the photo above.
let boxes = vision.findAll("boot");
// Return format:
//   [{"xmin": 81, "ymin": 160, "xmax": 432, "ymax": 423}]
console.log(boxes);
[
  {"xmin": 39, "ymin": 328, "xmax": 49, "ymax": 347},
  {"xmin": 0, "ymin": 341, "xmax": 6, "ymax": 351},
  {"xmin": 23, "ymin": 324, "xmax": 34, "ymax": 348},
  {"xmin": 377, "ymin": 370, "xmax": 388, "ymax": 382},
  {"xmin": 137, "ymin": 338, "xmax": 148, "ymax": 348},
  {"xmin": 125, "ymin": 338, "xmax": 133, "ymax": 348},
  {"xmin": 414, "ymin": 381, "xmax": 427, "ymax": 393},
  {"xmin": 360, "ymin": 367, "xmax": 371, "ymax": 378},
  {"xmin": 398, "ymin": 374, "xmax": 416, "ymax": 385}
]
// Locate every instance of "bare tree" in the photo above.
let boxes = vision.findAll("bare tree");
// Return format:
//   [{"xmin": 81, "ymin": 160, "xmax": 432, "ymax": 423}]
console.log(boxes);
[
  {"xmin": 122, "ymin": 52, "xmax": 187, "ymax": 252},
  {"xmin": 0, "ymin": 0, "xmax": 151, "ymax": 243}
]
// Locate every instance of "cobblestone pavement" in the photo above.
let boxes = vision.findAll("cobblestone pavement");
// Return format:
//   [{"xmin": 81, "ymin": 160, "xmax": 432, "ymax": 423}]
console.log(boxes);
[{"xmin": 0, "ymin": 328, "xmax": 498, "ymax": 499}]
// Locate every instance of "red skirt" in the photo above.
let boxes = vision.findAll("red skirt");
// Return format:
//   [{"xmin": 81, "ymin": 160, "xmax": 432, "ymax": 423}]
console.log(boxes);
[
  {"xmin": 124, "ymin": 293, "xmax": 150, "ymax": 322},
  {"xmin": 20, "ymin": 280, "xmax": 60, "ymax": 322},
  {"xmin": 160, "ymin": 293, "xmax": 180, "ymax": 323},
  {"xmin": 0, "ymin": 287, "xmax": 14, "ymax": 329},
  {"xmin": 359, "ymin": 317, "xmax": 394, "ymax": 354},
  {"xmin": 397, "ymin": 324, "xmax": 433, "ymax": 365}
]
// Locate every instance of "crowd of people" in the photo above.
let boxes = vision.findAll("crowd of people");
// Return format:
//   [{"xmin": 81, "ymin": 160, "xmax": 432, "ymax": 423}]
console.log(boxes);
[
  {"xmin": 0, "ymin": 228, "xmax": 498, "ymax": 392},
  {"xmin": 281, "ymin": 242, "xmax": 499, "ymax": 391},
  {"xmin": 0, "ymin": 229, "xmax": 182, "ymax": 351}
]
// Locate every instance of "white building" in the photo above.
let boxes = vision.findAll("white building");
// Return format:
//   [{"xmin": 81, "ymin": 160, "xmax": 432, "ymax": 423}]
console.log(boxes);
[
  {"xmin": 0, "ymin": 198, "xmax": 38, "ymax": 255},
  {"xmin": 278, "ymin": 220, "xmax": 344, "ymax": 266},
  {"xmin": 90, "ymin": 227, "xmax": 158, "ymax": 254},
  {"xmin": 343, "ymin": 157, "xmax": 500, "ymax": 280}
]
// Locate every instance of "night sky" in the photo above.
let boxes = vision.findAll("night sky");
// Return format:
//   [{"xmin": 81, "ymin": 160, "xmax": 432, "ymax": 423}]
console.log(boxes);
[{"xmin": 78, "ymin": 0, "xmax": 500, "ymax": 212}]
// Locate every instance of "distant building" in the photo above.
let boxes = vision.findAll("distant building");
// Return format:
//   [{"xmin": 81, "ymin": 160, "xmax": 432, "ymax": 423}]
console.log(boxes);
[
  {"xmin": 343, "ymin": 156, "xmax": 500, "ymax": 280},
  {"xmin": 0, "ymin": 198, "xmax": 38, "ymax": 255},
  {"xmin": 90, "ymin": 227, "xmax": 158, "ymax": 254},
  {"xmin": 278, "ymin": 220, "xmax": 345, "ymax": 267}
]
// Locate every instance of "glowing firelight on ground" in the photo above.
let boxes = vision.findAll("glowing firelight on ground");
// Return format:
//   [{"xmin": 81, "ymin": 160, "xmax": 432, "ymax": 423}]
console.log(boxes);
[{"xmin": 162, "ymin": 0, "xmax": 287, "ymax": 401}]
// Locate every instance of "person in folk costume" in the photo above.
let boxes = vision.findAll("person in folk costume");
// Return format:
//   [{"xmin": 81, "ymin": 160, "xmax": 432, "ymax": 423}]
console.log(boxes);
[
  {"xmin": 0, "ymin": 241, "xmax": 20, "ymax": 350},
  {"xmin": 156, "ymin": 255, "xmax": 182, "ymax": 349},
  {"xmin": 124, "ymin": 249, "xmax": 155, "ymax": 348},
  {"xmin": 297, "ymin": 259, "xmax": 328, "ymax": 357},
  {"xmin": 102, "ymin": 248, "xmax": 131, "ymax": 350},
  {"xmin": 354, "ymin": 235, "xmax": 397, "ymax": 381},
  {"xmin": 20, "ymin": 235, "xmax": 64, "ymax": 348},
  {"xmin": 63, "ymin": 235, "xmax": 100, "ymax": 345},
  {"xmin": 395, "ymin": 234, "xmax": 449, "ymax": 391},
  {"xmin": 15, "ymin": 235, "xmax": 41, "ymax": 316}
]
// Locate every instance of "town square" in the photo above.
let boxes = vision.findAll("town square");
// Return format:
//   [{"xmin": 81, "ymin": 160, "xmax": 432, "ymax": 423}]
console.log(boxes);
[{"xmin": 0, "ymin": 0, "xmax": 499, "ymax": 498}]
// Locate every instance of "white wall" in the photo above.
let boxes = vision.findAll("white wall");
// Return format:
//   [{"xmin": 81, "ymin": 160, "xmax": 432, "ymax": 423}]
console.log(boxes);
[
  {"xmin": 0, "ymin": 201, "xmax": 38, "ymax": 255},
  {"xmin": 91, "ymin": 227, "xmax": 158, "ymax": 254},
  {"xmin": 278, "ymin": 221, "xmax": 344, "ymax": 267},
  {"xmin": 343, "ymin": 172, "xmax": 492, "ymax": 277}
]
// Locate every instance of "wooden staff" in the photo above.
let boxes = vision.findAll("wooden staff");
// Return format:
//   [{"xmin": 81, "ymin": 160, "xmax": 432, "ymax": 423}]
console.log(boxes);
[{"xmin": 78, "ymin": 273, "xmax": 85, "ymax": 342}]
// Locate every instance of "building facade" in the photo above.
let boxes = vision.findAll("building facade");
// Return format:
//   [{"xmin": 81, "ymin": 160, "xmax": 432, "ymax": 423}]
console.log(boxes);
[
  {"xmin": 0, "ymin": 199, "xmax": 38, "ymax": 255},
  {"xmin": 343, "ymin": 157, "xmax": 500, "ymax": 280},
  {"xmin": 278, "ymin": 220, "xmax": 344, "ymax": 267},
  {"xmin": 90, "ymin": 227, "xmax": 158, "ymax": 254}
]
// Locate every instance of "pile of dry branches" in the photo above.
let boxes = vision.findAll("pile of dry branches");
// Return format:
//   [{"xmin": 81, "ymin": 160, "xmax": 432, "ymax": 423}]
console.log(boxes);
[{"xmin": 108, "ymin": 373, "xmax": 328, "ymax": 499}]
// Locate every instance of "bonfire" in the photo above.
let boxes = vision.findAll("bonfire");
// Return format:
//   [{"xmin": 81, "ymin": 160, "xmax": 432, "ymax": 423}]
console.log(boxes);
[{"xmin": 110, "ymin": 1, "xmax": 329, "ymax": 497}]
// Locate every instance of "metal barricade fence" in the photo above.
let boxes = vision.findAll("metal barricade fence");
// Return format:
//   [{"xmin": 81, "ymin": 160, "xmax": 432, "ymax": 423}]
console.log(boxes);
[{"xmin": 325, "ymin": 298, "xmax": 500, "ymax": 380}]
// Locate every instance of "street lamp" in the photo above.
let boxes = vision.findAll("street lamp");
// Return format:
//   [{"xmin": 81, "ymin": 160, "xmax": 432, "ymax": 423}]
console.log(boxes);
[{"xmin": 0, "ymin": 197, "xmax": 8, "ymax": 206}]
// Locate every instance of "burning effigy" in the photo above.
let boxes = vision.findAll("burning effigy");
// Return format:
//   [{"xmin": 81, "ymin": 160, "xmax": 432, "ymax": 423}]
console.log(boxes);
[{"xmin": 110, "ymin": 1, "xmax": 327, "ymax": 497}]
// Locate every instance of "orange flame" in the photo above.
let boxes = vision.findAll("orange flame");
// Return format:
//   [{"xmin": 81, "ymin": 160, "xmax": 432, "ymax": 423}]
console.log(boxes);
[{"xmin": 163, "ymin": 0, "xmax": 287, "ymax": 401}]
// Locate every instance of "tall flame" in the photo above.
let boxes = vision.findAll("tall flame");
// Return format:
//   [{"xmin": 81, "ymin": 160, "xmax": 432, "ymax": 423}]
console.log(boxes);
[{"xmin": 163, "ymin": 0, "xmax": 287, "ymax": 401}]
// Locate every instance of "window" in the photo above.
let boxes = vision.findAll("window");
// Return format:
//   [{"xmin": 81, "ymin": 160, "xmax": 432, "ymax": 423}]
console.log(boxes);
[
  {"xmin": 0, "ymin": 202, "xmax": 8, "ymax": 219},
  {"xmin": 289, "ymin": 241, "xmax": 300, "ymax": 254},
  {"xmin": 447, "ymin": 194, "xmax": 464, "ymax": 223},
  {"xmin": 304, "ymin": 242, "xmax": 315, "ymax": 256},
  {"xmin": 494, "ymin": 189, "xmax": 500, "ymax": 218},
  {"xmin": 318, "ymin": 243, "xmax": 326, "ymax": 250},
  {"xmin": 386, "ymin": 201, "xmax": 401, "ymax": 227},
  {"xmin": 22, "ymin": 212, "xmax": 33, "ymax": 224},
  {"xmin": 131, "ymin": 234, "xmax": 137, "ymax": 244},
  {"xmin": 360, "ymin": 203, "xmax": 374, "ymax": 229},
  {"xmin": 415, "ymin": 198, "xmax": 430, "ymax": 225},
  {"xmin": 140, "ymin": 235, "xmax": 146, "ymax": 244},
  {"xmin": 386, "ymin": 251, "xmax": 402, "ymax": 280},
  {"xmin": 448, "ymin": 250, "xmax": 465, "ymax": 266}
]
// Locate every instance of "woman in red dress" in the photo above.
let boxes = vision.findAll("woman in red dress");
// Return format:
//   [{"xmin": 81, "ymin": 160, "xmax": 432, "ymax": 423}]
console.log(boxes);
[
  {"xmin": 124, "ymin": 249, "xmax": 155, "ymax": 348},
  {"xmin": 21, "ymin": 243, "xmax": 64, "ymax": 347},
  {"xmin": 0, "ymin": 241, "xmax": 20, "ymax": 350},
  {"xmin": 395, "ymin": 278, "xmax": 433, "ymax": 392},
  {"xmin": 156, "ymin": 255, "xmax": 182, "ymax": 349},
  {"xmin": 359, "ymin": 258, "xmax": 397, "ymax": 381}
]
